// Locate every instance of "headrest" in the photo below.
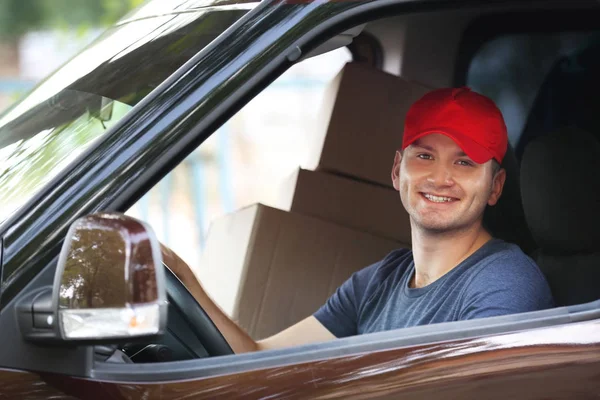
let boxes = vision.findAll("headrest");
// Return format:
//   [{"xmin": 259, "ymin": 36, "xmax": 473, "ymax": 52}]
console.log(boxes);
[{"xmin": 521, "ymin": 127, "xmax": 600, "ymax": 255}]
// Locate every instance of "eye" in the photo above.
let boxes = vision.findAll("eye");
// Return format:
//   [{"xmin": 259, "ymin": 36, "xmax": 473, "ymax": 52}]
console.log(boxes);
[
  {"xmin": 417, "ymin": 153, "xmax": 432, "ymax": 160},
  {"xmin": 457, "ymin": 159, "xmax": 474, "ymax": 167}
]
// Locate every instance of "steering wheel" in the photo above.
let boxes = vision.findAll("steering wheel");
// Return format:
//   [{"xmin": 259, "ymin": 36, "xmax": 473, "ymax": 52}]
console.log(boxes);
[{"xmin": 163, "ymin": 266, "xmax": 233, "ymax": 357}]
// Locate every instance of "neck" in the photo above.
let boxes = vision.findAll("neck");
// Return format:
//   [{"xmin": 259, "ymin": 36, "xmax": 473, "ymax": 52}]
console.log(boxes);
[{"xmin": 409, "ymin": 220, "xmax": 492, "ymax": 288}]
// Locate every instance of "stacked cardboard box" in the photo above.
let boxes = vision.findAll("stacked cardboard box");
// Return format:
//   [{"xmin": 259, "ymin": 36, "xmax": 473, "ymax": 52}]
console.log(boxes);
[
  {"xmin": 277, "ymin": 168, "xmax": 411, "ymax": 244},
  {"xmin": 200, "ymin": 62, "xmax": 432, "ymax": 339},
  {"xmin": 198, "ymin": 204, "xmax": 403, "ymax": 339},
  {"xmin": 305, "ymin": 62, "xmax": 432, "ymax": 188}
]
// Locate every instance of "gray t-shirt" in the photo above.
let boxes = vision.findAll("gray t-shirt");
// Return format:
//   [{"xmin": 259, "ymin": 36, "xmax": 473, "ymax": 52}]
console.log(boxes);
[{"xmin": 314, "ymin": 239, "xmax": 554, "ymax": 338}]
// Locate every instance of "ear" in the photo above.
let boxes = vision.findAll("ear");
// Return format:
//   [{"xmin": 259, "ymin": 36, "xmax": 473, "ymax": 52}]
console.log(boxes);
[
  {"xmin": 391, "ymin": 150, "xmax": 402, "ymax": 191},
  {"xmin": 487, "ymin": 168, "xmax": 506, "ymax": 206}
]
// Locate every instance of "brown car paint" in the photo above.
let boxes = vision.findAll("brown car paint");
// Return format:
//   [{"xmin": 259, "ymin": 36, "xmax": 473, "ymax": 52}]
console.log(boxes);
[{"xmin": 2, "ymin": 319, "xmax": 599, "ymax": 399}]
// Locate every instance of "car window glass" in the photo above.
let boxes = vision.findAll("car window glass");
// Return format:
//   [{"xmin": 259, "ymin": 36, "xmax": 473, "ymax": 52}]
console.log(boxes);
[
  {"xmin": 0, "ymin": 6, "xmax": 250, "ymax": 225},
  {"xmin": 466, "ymin": 31, "xmax": 600, "ymax": 157},
  {"xmin": 0, "ymin": 96, "xmax": 131, "ymax": 222}
]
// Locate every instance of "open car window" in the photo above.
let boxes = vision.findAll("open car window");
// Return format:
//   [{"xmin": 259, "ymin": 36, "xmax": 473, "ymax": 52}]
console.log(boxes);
[
  {"xmin": 126, "ymin": 47, "xmax": 352, "ymax": 272},
  {"xmin": 120, "ymin": 10, "xmax": 600, "ymax": 367}
]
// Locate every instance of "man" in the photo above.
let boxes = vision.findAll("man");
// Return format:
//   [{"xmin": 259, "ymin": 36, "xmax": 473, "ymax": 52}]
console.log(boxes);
[{"xmin": 164, "ymin": 87, "xmax": 553, "ymax": 353}]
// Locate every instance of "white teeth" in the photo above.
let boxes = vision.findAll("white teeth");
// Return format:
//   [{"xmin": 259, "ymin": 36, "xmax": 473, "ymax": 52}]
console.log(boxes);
[{"xmin": 424, "ymin": 194, "xmax": 454, "ymax": 203}]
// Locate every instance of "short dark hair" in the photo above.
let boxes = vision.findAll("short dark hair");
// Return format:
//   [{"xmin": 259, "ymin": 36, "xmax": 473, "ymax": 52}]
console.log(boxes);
[{"xmin": 491, "ymin": 159, "xmax": 501, "ymax": 177}]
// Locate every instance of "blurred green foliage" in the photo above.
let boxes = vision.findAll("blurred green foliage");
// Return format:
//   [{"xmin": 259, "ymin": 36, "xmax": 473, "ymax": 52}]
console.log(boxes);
[{"xmin": 0, "ymin": 0, "xmax": 145, "ymax": 38}]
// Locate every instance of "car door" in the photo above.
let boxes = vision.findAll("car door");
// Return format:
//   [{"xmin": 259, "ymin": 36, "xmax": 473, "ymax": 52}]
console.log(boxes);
[{"xmin": 1, "ymin": 0, "xmax": 600, "ymax": 399}]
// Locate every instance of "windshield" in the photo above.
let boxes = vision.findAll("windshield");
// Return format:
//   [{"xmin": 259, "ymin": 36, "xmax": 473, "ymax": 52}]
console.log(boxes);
[{"xmin": 0, "ymin": 0, "xmax": 251, "ymax": 224}]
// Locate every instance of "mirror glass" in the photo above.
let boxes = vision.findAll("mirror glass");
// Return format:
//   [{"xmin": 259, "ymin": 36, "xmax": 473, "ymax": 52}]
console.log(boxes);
[{"xmin": 55, "ymin": 213, "xmax": 166, "ymax": 340}]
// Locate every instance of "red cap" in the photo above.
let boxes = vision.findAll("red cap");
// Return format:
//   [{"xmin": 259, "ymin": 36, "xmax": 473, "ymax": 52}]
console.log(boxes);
[{"xmin": 401, "ymin": 87, "xmax": 508, "ymax": 164}]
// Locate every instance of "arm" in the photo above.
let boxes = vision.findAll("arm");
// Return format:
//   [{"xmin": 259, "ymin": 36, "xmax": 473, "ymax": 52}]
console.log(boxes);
[{"xmin": 160, "ymin": 244, "xmax": 335, "ymax": 353}]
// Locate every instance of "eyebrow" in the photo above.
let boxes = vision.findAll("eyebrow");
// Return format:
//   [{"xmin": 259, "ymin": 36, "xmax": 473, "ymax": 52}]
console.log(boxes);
[
  {"xmin": 411, "ymin": 143, "xmax": 435, "ymax": 152},
  {"xmin": 411, "ymin": 142, "xmax": 468, "ymax": 158}
]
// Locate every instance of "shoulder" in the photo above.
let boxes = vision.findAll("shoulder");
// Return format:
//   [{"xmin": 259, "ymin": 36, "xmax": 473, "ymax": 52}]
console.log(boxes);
[
  {"xmin": 463, "ymin": 240, "xmax": 554, "ymax": 308},
  {"xmin": 364, "ymin": 247, "xmax": 413, "ymax": 283},
  {"xmin": 336, "ymin": 247, "xmax": 413, "ymax": 294},
  {"xmin": 469, "ymin": 240, "xmax": 545, "ymax": 282},
  {"xmin": 352, "ymin": 247, "xmax": 413, "ymax": 304}
]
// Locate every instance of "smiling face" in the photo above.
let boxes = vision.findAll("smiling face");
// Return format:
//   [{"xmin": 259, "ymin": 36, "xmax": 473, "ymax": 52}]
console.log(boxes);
[{"xmin": 391, "ymin": 134, "xmax": 506, "ymax": 234}]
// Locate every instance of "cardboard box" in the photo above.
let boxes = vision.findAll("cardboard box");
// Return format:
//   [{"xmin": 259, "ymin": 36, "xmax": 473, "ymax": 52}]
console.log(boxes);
[
  {"xmin": 198, "ymin": 204, "xmax": 407, "ymax": 340},
  {"xmin": 305, "ymin": 62, "xmax": 432, "ymax": 187},
  {"xmin": 278, "ymin": 168, "xmax": 411, "ymax": 244}
]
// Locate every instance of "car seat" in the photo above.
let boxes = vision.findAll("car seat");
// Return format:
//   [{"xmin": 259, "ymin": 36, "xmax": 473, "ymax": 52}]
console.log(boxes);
[{"xmin": 520, "ymin": 127, "xmax": 600, "ymax": 306}]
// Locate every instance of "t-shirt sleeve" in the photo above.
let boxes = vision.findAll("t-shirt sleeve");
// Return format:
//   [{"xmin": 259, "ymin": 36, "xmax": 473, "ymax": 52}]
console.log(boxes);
[
  {"xmin": 458, "ymin": 252, "xmax": 555, "ymax": 320},
  {"xmin": 313, "ymin": 261, "xmax": 381, "ymax": 338}
]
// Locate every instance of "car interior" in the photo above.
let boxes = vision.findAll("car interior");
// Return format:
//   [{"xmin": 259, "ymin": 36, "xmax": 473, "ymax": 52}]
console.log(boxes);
[{"xmin": 101, "ymin": 3, "xmax": 600, "ymax": 366}]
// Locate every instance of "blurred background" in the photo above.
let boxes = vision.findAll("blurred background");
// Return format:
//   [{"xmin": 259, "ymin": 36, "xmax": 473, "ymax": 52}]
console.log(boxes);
[
  {"xmin": 0, "ymin": 0, "xmax": 143, "ymax": 110},
  {"xmin": 0, "ymin": 0, "xmax": 350, "ymax": 267}
]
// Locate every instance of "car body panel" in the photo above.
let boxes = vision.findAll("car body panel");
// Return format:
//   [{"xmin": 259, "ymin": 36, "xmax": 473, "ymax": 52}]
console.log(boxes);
[
  {"xmin": 1, "ymin": 319, "xmax": 599, "ymax": 398},
  {"xmin": 93, "ymin": 320, "xmax": 600, "ymax": 399},
  {"xmin": 0, "ymin": 369, "xmax": 77, "ymax": 400}
]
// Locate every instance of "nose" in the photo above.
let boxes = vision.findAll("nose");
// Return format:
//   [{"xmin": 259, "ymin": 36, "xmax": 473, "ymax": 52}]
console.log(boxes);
[{"xmin": 426, "ymin": 161, "xmax": 454, "ymax": 187}]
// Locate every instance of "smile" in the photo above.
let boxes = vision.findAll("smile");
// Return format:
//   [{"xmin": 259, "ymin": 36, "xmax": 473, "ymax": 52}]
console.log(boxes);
[{"xmin": 421, "ymin": 193, "xmax": 458, "ymax": 203}]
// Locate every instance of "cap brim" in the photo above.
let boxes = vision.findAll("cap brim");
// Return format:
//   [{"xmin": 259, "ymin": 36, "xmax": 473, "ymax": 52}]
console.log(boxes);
[{"xmin": 403, "ymin": 129, "xmax": 494, "ymax": 164}]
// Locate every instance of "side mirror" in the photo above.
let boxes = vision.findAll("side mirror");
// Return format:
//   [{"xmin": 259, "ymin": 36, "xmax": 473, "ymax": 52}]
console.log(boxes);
[{"xmin": 17, "ymin": 213, "xmax": 167, "ymax": 343}]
